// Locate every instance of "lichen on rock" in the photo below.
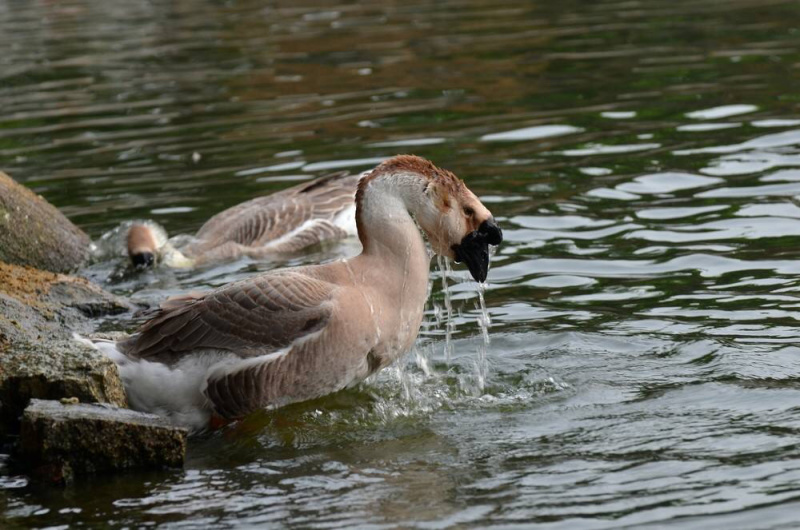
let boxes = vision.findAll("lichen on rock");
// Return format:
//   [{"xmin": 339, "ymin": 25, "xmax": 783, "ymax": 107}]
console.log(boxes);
[{"xmin": 0, "ymin": 262, "xmax": 132, "ymax": 435}]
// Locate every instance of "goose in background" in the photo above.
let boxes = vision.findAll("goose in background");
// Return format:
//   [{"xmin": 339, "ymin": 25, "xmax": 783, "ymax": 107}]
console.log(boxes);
[
  {"xmin": 127, "ymin": 171, "xmax": 359, "ymax": 268},
  {"xmin": 126, "ymin": 222, "xmax": 165, "ymax": 268},
  {"xmin": 93, "ymin": 155, "xmax": 502, "ymax": 431}
]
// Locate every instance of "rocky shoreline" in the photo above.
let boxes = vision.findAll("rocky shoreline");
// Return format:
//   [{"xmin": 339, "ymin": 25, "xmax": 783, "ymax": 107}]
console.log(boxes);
[{"xmin": 0, "ymin": 172, "xmax": 187, "ymax": 485}]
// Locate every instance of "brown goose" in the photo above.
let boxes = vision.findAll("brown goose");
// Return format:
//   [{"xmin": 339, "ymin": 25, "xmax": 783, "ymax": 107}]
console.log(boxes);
[
  {"xmin": 97, "ymin": 155, "xmax": 502, "ymax": 430},
  {"xmin": 127, "ymin": 171, "xmax": 359, "ymax": 268}
]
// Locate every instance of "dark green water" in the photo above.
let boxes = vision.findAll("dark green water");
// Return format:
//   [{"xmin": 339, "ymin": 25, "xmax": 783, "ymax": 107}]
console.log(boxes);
[{"xmin": 4, "ymin": 0, "xmax": 800, "ymax": 527}]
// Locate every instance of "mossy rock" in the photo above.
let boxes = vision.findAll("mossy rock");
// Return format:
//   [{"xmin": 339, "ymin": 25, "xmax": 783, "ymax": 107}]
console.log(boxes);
[{"xmin": 0, "ymin": 171, "xmax": 90, "ymax": 273}]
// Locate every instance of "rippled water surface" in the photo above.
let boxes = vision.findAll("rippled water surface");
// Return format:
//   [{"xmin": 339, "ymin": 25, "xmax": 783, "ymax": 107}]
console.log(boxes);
[{"xmin": 4, "ymin": 0, "xmax": 800, "ymax": 527}]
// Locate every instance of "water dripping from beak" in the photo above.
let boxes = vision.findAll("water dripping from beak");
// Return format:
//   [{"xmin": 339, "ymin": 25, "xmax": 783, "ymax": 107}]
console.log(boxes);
[
  {"xmin": 452, "ymin": 219, "xmax": 503, "ymax": 283},
  {"xmin": 453, "ymin": 237, "xmax": 489, "ymax": 283}
]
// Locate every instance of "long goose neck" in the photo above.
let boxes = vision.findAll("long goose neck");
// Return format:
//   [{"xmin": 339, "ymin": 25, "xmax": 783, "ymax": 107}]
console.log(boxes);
[
  {"xmin": 350, "ymin": 171, "xmax": 433, "ymax": 315},
  {"xmin": 355, "ymin": 171, "xmax": 430, "ymax": 261}
]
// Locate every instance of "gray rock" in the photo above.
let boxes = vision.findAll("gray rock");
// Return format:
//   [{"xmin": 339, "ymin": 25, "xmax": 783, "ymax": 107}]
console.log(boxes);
[
  {"xmin": 0, "ymin": 171, "xmax": 91, "ymax": 273},
  {"xmin": 19, "ymin": 399, "xmax": 186, "ymax": 484},
  {"xmin": 0, "ymin": 262, "xmax": 131, "ymax": 435},
  {"xmin": 0, "ymin": 338, "xmax": 128, "ymax": 435}
]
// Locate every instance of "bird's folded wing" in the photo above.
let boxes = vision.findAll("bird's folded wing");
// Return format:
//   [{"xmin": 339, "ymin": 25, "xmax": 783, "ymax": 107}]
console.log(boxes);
[
  {"xmin": 118, "ymin": 271, "xmax": 334, "ymax": 363},
  {"xmin": 203, "ymin": 304, "xmax": 370, "ymax": 419},
  {"xmin": 260, "ymin": 219, "xmax": 348, "ymax": 254},
  {"xmin": 193, "ymin": 196, "xmax": 312, "ymax": 248},
  {"xmin": 300, "ymin": 173, "xmax": 359, "ymax": 217},
  {"xmin": 192, "ymin": 171, "xmax": 356, "ymax": 248}
]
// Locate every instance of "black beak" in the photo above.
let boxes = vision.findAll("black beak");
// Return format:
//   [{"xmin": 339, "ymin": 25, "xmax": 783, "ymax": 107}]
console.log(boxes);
[
  {"xmin": 452, "ymin": 219, "xmax": 503, "ymax": 283},
  {"xmin": 131, "ymin": 251, "xmax": 155, "ymax": 269}
]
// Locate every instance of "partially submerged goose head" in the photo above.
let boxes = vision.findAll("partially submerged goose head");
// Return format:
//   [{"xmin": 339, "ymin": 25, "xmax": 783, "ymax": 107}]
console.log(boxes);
[
  {"xmin": 126, "ymin": 222, "xmax": 193, "ymax": 269},
  {"xmin": 127, "ymin": 223, "xmax": 163, "ymax": 269},
  {"xmin": 357, "ymin": 155, "xmax": 502, "ymax": 282}
]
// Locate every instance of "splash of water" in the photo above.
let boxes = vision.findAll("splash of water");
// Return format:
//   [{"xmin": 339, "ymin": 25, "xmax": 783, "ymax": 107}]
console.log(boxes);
[
  {"xmin": 436, "ymin": 255, "xmax": 455, "ymax": 364},
  {"xmin": 474, "ymin": 282, "xmax": 492, "ymax": 393},
  {"xmin": 433, "ymin": 255, "xmax": 494, "ymax": 396}
]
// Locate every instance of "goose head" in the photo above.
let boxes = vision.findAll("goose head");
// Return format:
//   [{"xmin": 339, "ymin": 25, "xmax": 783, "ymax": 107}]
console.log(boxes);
[
  {"xmin": 127, "ymin": 223, "xmax": 161, "ymax": 268},
  {"xmin": 126, "ymin": 222, "xmax": 193, "ymax": 269},
  {"xmin": 358, "ymin": 155, "xmax": 503, "ymax": 283},
  {"xmin": 417, "ymin": 170, "xmax": 502, "ymax": 283}
]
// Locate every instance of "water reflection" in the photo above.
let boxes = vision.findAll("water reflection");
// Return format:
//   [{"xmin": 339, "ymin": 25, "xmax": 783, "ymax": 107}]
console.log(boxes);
[
  {"xmin": 480, "ymin": 125, "xmax": 583, "ymax": 142},
  {"xmin": 685, "ymin": 104, "xmax": 759, "ymax": 120}
]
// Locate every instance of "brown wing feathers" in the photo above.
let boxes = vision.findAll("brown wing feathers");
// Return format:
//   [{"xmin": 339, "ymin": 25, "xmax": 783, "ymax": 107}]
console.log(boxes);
[
  {"xmin": 119, "ymin": 272, "xmax": 334, "ymax": 364},
  {"xmin": 192, "ymin": 171, "xmax": 357, "ymax": 250}
]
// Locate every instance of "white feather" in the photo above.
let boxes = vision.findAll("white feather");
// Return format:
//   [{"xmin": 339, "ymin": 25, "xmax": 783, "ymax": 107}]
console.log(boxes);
[
  {"xmin": 203, "ymin": 348, "xmax": 290, "ymax": 388},
  {"xmin": 264, "ymin": 218, "xmax": 321, "ymax": 250},
  {"xmin": 76, "ymin": 334, "xmax": 238, "ymax": 431}
]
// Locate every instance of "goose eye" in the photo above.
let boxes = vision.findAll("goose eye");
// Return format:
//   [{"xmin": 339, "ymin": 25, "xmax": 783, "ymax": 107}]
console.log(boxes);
[{"xmin": 463, "ymin": 206, "xmax": 475, "ymax": 217}]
